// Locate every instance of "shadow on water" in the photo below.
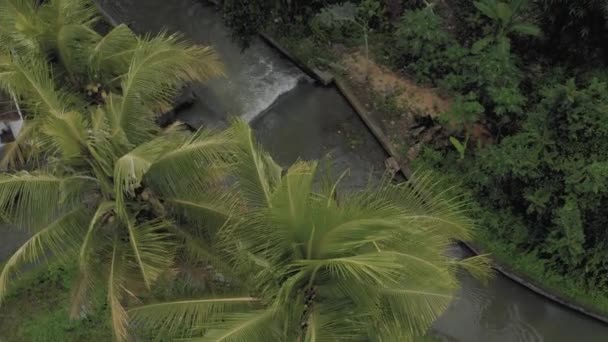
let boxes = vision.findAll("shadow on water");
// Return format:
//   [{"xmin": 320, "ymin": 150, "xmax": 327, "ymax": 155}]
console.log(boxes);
[{"xmin": 93, "ymin": 0, "xmax": 608, "ymax": 340}]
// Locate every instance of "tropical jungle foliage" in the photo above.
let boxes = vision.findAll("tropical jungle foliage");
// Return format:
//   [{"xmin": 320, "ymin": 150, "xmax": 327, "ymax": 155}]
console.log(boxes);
[
  {"xmin": 217, "ymin": 0, "xmax": 608, "ymax": 312},
  {"xmin": 0, "ymin": 0, "xmax": 489, "ymax": 340}
]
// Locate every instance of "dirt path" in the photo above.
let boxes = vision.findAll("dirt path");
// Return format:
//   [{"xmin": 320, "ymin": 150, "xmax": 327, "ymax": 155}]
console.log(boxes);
[
  {"xmin": 341, "ymin": 52, "xmax": 451, "ymax": 118},
  {"xmin": 337, "ymin": 51, "xmax": 452, "ymax": 160}
]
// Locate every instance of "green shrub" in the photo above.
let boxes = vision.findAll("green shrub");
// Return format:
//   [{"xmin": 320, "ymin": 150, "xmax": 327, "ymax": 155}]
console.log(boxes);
[
  {"xmin": 469, "ymin": 78, "xmax": 608, "ymax": 288},
  {"xmin": 442, "ymin": 45, "xmax": 525, "ymax": 122},
  {"xmin": 392, "ymin": 8, "xmax": 465, "ymax": 83}
]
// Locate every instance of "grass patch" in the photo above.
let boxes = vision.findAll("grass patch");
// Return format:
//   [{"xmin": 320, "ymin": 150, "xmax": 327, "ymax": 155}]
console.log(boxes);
[{"xmin": 0, "ymin": 262, "xmax": 111, "ymax": 342}]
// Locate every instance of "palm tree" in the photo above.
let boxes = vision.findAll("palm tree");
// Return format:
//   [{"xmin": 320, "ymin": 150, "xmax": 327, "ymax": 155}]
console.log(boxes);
[
  {"xmin": 129, "ymin": 125, "xmax": 490, "ymax": 341},
  {"xmin": 0, "ymin": 0, "xmax": 223, "ymax": 168},
  {"xmin": 0, "ymin": 1, "xmax": 233, "ymax": 340}
]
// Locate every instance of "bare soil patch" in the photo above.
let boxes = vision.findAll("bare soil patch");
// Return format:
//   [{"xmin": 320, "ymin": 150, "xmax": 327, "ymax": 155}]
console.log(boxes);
[{"xmin": 335, "ymin": 50, "xmax": 452, "ymax": 161}]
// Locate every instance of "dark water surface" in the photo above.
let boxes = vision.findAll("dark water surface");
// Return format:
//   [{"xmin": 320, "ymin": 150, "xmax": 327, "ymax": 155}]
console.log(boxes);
[{"xmin": 76, "ymin": 0, "xmax": 608, "ymax": 340}]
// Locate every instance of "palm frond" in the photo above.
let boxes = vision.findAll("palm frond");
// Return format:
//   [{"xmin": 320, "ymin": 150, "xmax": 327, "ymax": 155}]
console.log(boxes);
[
  {"xmin": 196, "ymin": 308, "xmax": 278, "ymax": 342},
  {"xmin": 374, "ymin": 171, "xmax": 475, "ymax": 241},
  {"xmin": 39, "ymin": 110, "xmax": 88, "ymax": 160},
  {"xmin": 165, "ymin": 188, "xmax": 238, "ymax": 231},
  {"xmin": 69, "ymin": 267, "xmax": 98, "ymax": 319},
  {"xmin": 79, "ymin": 201, "xmax": 115, "ymax": 272},
  {"xmin": 293, "ymin": 253, "xmax": 403, "ymax": 286},
  {"xmin": 147, "ymin": 127, "xmax": 237, "ymax": 198},
  {"xmin": 0, "ymin": 119, "xmax": 42, "ymax": 169},
  {"xmin": 0, "ymin": 0, "xmax": 42, "ymax": 55},
  {"xmin": 87, "ymin": 24, "xmax": 137, "ymax": 78},
  {"xmin": 39, "ymin": 0, "xmax": 99, "ymax": 28},
  {"xmin": 376, "ymin": 286, "xmax": 457, "ymax": 338},
  {"xmin": 450, "ymin": 254, "xmax": 493, "ymax": 284},
  {"xmin": 110, "ymin": 32, "xmax": 223, "ymax": 144},
  {"xmin": 0, "ymin": 55, "xmax": 69, "ymax": 117},
  {"xmin": 302, "ymin": 305, "xmax": 361, "ymax": 342},
  {"xmin": 232, "ymin": 120, "xmax": 282, "ymax": 208},
  {"xmin": 108, "ymin": 240, "xmax": 129, "ymax": 342},
  {"xmin": 113, "ymin": 136, "xmax": 176, "ymax": 208},
  {"xmin": 55, "ymin": 23, "xmax": 100, "ymax": 78},
  {"xmin": 128, "ymin": 297, "xmax": 260, "ymax": 339},
  {"xmin": 0, "ymin": 172, "xmax": 79, "ymax": 229},
  {"xmin": 124, "ymin": 218, "xmax": 176, "ymax": 290},
  {"xmin": 171, "ymin": 226, "xmax": 236, "ymax": 277},
  {"xmin": 85, "ymin": 111, "xmax": 125, "ymax": 181},
  {"xmin": 0, "ymin": 207, "xmax": 90, "ymax": 305}
]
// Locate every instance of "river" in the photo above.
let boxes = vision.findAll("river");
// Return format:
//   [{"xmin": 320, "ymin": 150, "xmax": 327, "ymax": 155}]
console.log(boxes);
[{"xmin": 74, "ymin": 0, "xmax": 608, "ymax": 340}]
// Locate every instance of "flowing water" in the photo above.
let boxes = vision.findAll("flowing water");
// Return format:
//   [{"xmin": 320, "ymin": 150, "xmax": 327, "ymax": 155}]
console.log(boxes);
[
  {"xmin": 23, "ymin": 0, "xmax": 607, "ymax": 340},
  {"xmin": 97, "ymin": 0, "xmax": 303, "ymax": 126}
]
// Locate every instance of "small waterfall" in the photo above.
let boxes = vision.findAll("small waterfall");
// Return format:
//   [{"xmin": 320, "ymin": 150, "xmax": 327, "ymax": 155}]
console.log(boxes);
[
  {"xmin": 97, "ymin": 0, "xmax": 305, "ymax": 125},
  {"xmin": 240, "ymin": 55, "xmax": 302, "ymax": 122}
]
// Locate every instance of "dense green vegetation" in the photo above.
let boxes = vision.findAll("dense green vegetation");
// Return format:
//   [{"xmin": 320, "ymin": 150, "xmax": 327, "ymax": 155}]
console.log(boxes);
[
  {"xmin": 0, "ymin": 263, "xmax": 111, "ymax": 341},
  {"xmin": 0, "ymin": 0, "xmax": 488, "ymax": 340},
  {"xmin": 217, "ymin": 0, "xmax": 608, "ymax": 312}
]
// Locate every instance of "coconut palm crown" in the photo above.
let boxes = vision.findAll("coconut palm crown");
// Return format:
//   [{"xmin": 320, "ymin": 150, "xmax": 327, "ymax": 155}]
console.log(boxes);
[
  {"xmin": 0, "ymin": 0, "xmax": 231, "ymax": 340},
  {"xmin": 129, "ymin": 131, "xmax": 491, "ymax": 341}
]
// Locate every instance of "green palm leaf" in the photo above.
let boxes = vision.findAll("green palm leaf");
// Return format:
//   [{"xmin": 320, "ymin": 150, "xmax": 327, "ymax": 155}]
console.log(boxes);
[
  {"xmin": 38, "ymin": 0, "xmax": 98, "ymax": 28},
  {"xmin": 87, "ymin": 24, "xmax": 137, "ymax": 78},
  {"xmin": 79, "ymin": 201, "xmax": 115, "ymax": 272},
  {"xmin": 113, "ymin": 136, "xmax": 176, "ymax": 208},
  {"xmin": 196, "ymin": 308, "xmax": 278, "ymax": 342},
  {"xmin": 0, "ymin": 119, "xmax": 41, "ymax": 169},
  {"xmin": 55, "ymin": 23, "xmax": 100, "ymax": 78},
  {"xmin": 108, "ymin": 241, "xmax": 129, "ymax": 342},
  {"xmin": 109, "ymin": 33, "xmax": 223, "ymax": 144},
  {"xmin": 147, "ymin": 127, "xmax": 237, "ymax": 198},
  {"xmin": 0, "ymin": 0, "xmax": 41, "ymax": 55},
  {"xmin": 0, "ymin": 56, "xmax": 67, "ymax": 116},
  {"xmin": 0, "ymin": 172, "xmax": 78, "ymax": 229},
  {"xmin": 171, "ymin": 226, "xmax": 235, "ymax": 276},
  {"xmin": 124, "ymin": 218, "xmax": 176, "ymax": 290},
  {"xmin": 376, "ymin": 286, "xmax": 456, "ymax": 338},
  {"xmin": 39, "ymin": 110, "xmax": 88, "ymax": 160},
  {"xmin": 165, "ymin": 189, "xmax": 238, "ymax": 231},
  {"xmin": 128, "ymin": 297, "xmax": 260, "ymax": 339},
  {"xmin": 0, "ymin": 207, "xmax": 90, "ymax": 305},
  {"xmin": 232, "ymin": 120, "xmax": 282, "ymax": 208}
]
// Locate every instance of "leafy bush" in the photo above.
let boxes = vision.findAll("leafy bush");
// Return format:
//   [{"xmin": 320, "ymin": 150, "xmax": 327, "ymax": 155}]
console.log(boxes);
[
  {"xmin": 469, "ymin": 79, "xmax": 608, "ymax": 287},
  {"xmin": 393, "ymin": 9, "xmax": 525, "ymax": 127},
  {"xmin": 392, "ymin": 8, "xmax": 464, "ymax": 83}
]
